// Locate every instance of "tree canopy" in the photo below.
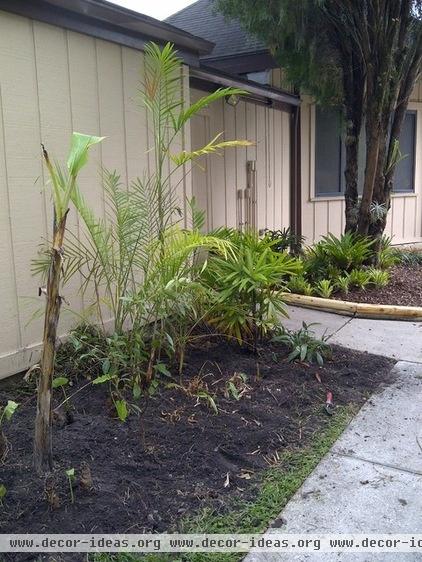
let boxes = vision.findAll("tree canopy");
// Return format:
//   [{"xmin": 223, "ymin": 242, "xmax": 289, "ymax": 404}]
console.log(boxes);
[{"xmin": 217, "ymin": 0, "xmax": 422, "ymax": 256}]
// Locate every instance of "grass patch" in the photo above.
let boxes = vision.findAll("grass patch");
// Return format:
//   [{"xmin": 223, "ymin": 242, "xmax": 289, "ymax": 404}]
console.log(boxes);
[{"xmin": 93, "ymin": 405, "xmax": 355, "ymax": 562}]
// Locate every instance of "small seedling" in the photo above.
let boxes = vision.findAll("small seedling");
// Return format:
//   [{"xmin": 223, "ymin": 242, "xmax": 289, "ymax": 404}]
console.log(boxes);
[
  {"xmin": 348, "ymin": 268, "xmax": 372, "ymax": 289},
  {"xmin": 52, "ymin": 377, "xmax": 69, "ymax": 389},
  {"xmin": 273, "ymin": 322, "xmax": 331, "ymax": 366},
  {"xmin": 65, "ymin": 468, "xmax": 76, "ymax": 504},
  {"xmin": 0, "ymin": 400, "xmax": 19, "ymax": 461},
  {"xmin": 336, "ymin": 275, "xmax": 350, "ymax": 295},
  {"xmin": 114, "ymin": 399, "xmax": 129, "ymax": 422},
  {"xmin": 0, "ymin": 400, "xmax": 19, "ymax": 425},
  {"xmin": 368, "ymin": 268, "xmax": 390, "ymax": 288},
  {"xmin": 0, "ymin": 484, "xmax": 6, "ymax": 505},
  {"xmin": 196, "ymin": 391, "xmax": 218, "ymax": 414},
  {"xmin": 225, "ymin": 372, "xmax": 249, "ymax": 401},
  {"xmin": 315, "ymin": 279, "xmax": 334, "ymax": 299}
]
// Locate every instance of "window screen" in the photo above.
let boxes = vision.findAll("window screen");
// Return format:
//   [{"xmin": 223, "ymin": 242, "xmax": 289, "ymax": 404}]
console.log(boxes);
[
  {"xmin": 394, "ymin": 111, "xmax": 416, "ymax": 192},
  {"xmin": 315, "ymin": 106, "xmax": 343, "ymax": 195}
]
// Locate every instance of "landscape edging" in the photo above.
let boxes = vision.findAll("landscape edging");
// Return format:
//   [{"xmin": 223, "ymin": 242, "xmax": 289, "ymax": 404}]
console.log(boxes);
[{"xmin": 283, "ymin": 293, "xmax": 422, "ymax": 321}]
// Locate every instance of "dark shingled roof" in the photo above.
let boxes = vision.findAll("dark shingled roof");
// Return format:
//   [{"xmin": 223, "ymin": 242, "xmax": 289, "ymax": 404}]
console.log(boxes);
[{"xmin": 166, "ymin": 0, "xmax": 266, "ymax": 60}]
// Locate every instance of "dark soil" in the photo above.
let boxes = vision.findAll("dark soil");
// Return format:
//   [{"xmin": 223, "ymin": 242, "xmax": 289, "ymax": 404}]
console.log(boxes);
[
  {"xmin": 0, "ymin": 339, "xmax": 394, "ymax": 561},
  {"xmin": 334, "ymin": 265, "xmax": 422, "ymax": 307}
]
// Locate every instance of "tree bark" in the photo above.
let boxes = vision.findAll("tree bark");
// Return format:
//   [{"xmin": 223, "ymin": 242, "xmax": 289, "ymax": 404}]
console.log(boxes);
[
  {"xmin": 344, "ymin": 127, "xmax": 360, "ymax": 233},
  {"xmin": 34, "ymin": 211, "xmax": 68, "ymax": 475}
]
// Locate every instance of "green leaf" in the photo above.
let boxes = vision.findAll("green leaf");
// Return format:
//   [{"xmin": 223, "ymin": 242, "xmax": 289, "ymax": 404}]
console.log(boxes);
[
  {"xmin": 287, "ymin": 349, "xmax": 300, "ymax": 362},
  {"xmin": 4, "ymin": 400, "xmax": 19, "ymax": 422},
  {"xmin": 207, "ymin": 395, "xmax": 218, "ymax": 414},
  {"xmin": 65, "ymin": 468, "xmax": 75, "ymax": 478},
  {"xmin": 154, "ymin": 363, "xmax": 171, "ymax": 377},
  {"xmin": 102, "ymin": 359, "xmax": 111, "ymax": 375},
  {"xmin": 0, "ymin": 484, "xmax": 6, "ymax": 500},
  {"xmin": 92, "ymin": 373, "xmax": 112, "ymax": 385},
  {"xmin": 300, "ymin": 344, "xmax": 308, "ymax": 361},
  {"xmin": 52, "ymin": 377, "xmax": 69, "ymax": 389},
  {"xmin": 67, "ymin": 132, "xmax": 105, "ymax": 177},
  {"xmin": 115, "ymin": 399, "xmax": 129, "ymax": 422},
  {"xmin": 133, "ymin": 383, "xmax": 141, "ymax": 400}
]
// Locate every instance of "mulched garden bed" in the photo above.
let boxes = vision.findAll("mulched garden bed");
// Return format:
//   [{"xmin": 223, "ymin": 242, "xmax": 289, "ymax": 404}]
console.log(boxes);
[
  {"xmin": 1, "ymin": 338, "xmax": 394, "ymax": 561},
  {"xmin": 334, "ymin": 264, "xmax": 422, "ymax": 307}
]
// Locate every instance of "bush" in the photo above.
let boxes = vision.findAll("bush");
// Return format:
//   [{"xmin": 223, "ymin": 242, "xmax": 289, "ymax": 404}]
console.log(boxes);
[
  {"xmin": 202, "ymin": 229, "xmax": 301, "ymax": 347},
  {"xmin": 273, "ymin": 322, "xmax": 332, "ymax": 366},
  {"xmin": 33, "ymin": 42, "xmax": 249, "ymax": 419},
  {"xmin": 263, "ymin": 227, "xmax": 304, "ymax": 254},
  {"xmin": 348, "ymin": 268, "xmax": 372, "ymax": 289},
  {"xmin": 336, "ymin": 275, "xmax": 350, "ymax": 295},
  {"xmin": 378, "ymin": 235, "xmax": 400, "ymax": 269},
  {"xmin": 368, "ymin": 268, "xmax": 390, "ymax": 288},
  {"xmin": 315, "ymin": 279, "xmax": 334, "ymax": 298},
  {"xmin": 394, "ymin": 249, "xmax": 422, "ymax": 267},
  {"xmin": 304, "ymin": 232, "xmax": 374, "ymax": 283},
  {"xmin": 287, "ymin": 275, "xmax": 314, "ymax": 296}
]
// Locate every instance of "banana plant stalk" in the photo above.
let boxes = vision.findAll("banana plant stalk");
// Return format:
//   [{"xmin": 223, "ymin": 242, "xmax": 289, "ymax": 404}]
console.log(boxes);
[{"xmin": 34, "ymin": 133, "xmax": 104, "ymax": 474}]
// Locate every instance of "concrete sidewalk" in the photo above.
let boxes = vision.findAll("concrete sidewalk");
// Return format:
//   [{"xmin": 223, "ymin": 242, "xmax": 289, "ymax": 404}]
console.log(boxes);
[
  {"xmin": 282, "ymin": 306, "xmax": 422, "ymax": 363},
  {"xmin": 244, "ymin": 309, "xmax": 422, "ymax": 561},
  {"xmin": 245, "ymin": 361, "xmax": 422, "ymax": 561}
]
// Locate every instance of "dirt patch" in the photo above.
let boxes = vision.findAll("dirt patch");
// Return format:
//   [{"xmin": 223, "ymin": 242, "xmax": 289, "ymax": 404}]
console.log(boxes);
[
  {"xmin": 0, "ymin": 339, "xmax": 394, "ymax": 561},
  {"xmin": 334, "ymin": 265, "xmax": 422, "ymax": 307}
]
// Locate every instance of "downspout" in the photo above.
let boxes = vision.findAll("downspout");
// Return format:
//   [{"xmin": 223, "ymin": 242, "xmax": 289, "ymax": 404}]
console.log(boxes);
[{"xmin": 290, "ymin": 103, "xmax": 302, "ymax": 250}]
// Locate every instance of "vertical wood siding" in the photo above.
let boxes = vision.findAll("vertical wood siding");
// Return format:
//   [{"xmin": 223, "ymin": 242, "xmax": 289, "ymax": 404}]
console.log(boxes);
[
  {"xmin": 190, "ymin": 89, "xmax": 291, "ymax": 233},
  {"xmin": 0, "ymin": 10, "xmax": 191, "ymax": 378},
  {"xmin": 301, "ymin": 85, "xmax": 422, "ymax": 245}
]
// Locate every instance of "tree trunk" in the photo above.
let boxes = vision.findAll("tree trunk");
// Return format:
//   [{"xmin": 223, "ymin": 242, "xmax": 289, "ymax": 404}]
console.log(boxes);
[
  {"xmin": 357, "ymin": 129, "xmax": 380, "ymax": 235},
  {"xmin": 344, "ymin": 122, "xmax": 360, "ymax": 233},
  {"xmin": 34, "ymin": 211, "xmax": 68, "ymax": 475}
]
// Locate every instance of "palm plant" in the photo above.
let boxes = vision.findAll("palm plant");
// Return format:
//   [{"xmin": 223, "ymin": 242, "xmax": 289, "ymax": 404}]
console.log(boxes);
[
  {"xmin": 34, "ymin": 133, "xmax": 104, "ymax": 474},
  {"xmin": 33, "ymin": 42, "xmax": 250, "ymax": 406},
  {"xmin": 202, "ymin": 229, "xmax": 301, "ymax": 349}
]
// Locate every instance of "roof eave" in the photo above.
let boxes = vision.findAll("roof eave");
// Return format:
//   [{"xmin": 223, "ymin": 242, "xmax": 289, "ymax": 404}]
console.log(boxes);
[
  {"xmin": 191, "ymin": 65, "xmax": 300, "ymax": 109},
  {"xmin": 0, "ymin": 0, "xmax": 215, "ymax": 58}
]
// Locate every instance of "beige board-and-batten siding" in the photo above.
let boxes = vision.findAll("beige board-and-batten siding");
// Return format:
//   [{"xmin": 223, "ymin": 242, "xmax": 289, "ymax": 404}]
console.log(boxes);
[
  {"xmin": 190, "ymin": 88, "xmax": 291, "ymax": 232},
  {"xmin": 301, "ymin": 82, "xmax": 422, "ymax": 245},
  {"xmin": 0, "ymin": 9, "xmax": 192, "ymax": 379}
]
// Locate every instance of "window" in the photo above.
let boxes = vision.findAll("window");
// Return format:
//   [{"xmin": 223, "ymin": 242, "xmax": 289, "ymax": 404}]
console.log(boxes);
[
  {"xmin": 315, "ymin": 107, "xmax": 344, "ymax": 196},
  {"xmin": 315, "ymin": 107, "xmax": 417, "ymax": 197},
  {"xmin": 394, "ymin": 111, "xmax": 416, "ymax": 192}
]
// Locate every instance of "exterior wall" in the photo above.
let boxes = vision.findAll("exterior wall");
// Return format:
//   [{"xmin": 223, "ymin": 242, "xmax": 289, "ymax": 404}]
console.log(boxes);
[
  {"xmin": 0, "ymin": 10, "xmax": 191, "ymax": 379},
  {"xmin": 271, "ymin": 68, "xmax": 294, "ymax": 94},
  {"xmin": 301, "ymin": 82, "xmax": 422, "ymax": 245},
  {"xmin": 190, "ymin": 89, "xmax": 291, "ymax": 232}
]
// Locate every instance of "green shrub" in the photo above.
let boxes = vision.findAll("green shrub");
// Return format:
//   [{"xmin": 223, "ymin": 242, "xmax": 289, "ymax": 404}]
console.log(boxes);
[
  {"xmin": 287, "ymin": 275, "xmax": 314, "ymax": 296},
  {"xmin": 378, "ymin": 235, "xmax": 400, "ymax": 269},
  {"xmin": 273, "ymin": 322, "xmax": 332, "ymax": 366},
  {"xmin": 304, "ymin": 232, "xmax": 373, "ymax": 282},
  {"xmin": 368, "ymin": 268, "xmax": 390, "ymax": 288},
  {"xmin": 33, "ymin": 42, "xmax": 248, "ymax": 398},
  {"xmin": 336, "ymin": 275, "xmax": 350, "ymax": 295},
  {"xmin": 394, "ymin": 249, "xmax": 422, "ymax": 267},
  {"xmin": 348, "ymin": 268, "xmax": 372, "ymax": 289},
  {"xmin": 202, "ymin": 230, "xmax": 301, "ymax": 347},
  {"xmin": 263, "ymin": 228, "xmax": 304, "ymax": 255},
  {"xmin": 315, "ymin": 279, "xmax": 334, "ymax": 298}
]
